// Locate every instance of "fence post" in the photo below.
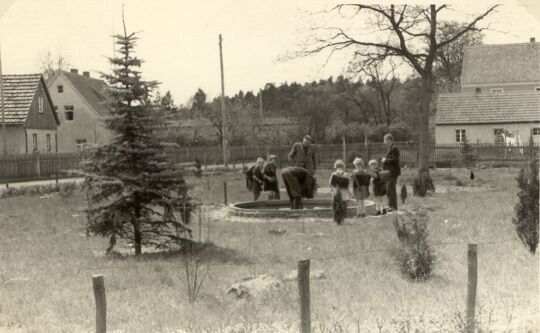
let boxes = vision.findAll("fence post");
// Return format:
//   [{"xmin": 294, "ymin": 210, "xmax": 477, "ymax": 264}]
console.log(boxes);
[
  {"xmin": 465, "ymin": 244, "xmax": 478, "ymax": 333},
  {"xmin": 342, "ymin": 135, "xmax": 346, "ymax": 164},
  {"xmin": 298, "ymin": 259, "xmax": 311, "ymax": 333},
  {"xmin": 92, "ymin": 274, "xmax": 107, "ymax": 333},
  {"xmin": 198, "ymin": 207, "xmax": 202, "ymax": 242},
  {"xmin": 223, "ymin": 181, "xmax": 228, "ymax": 205}
]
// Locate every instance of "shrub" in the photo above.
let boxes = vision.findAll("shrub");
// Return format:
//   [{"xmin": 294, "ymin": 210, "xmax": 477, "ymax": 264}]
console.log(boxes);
[
  {"xmin": 0, "ymin": 182, "xmax": 79, "ymax": 199},
  {"xmin": 393, "ymin": 209, "xmax": 435, "ymax": 281},
  {"xmin": 513, "ymin": 160, "xmax": 539, "ymax": 254},
  {"xmin": 413, "ymin": 173, "xmax": 435, "ymax": 196}
]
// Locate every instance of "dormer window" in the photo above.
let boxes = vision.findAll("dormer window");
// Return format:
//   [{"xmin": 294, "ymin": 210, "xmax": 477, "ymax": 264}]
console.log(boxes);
[{"xmin": 490, "ymin": 88, "xmax": 503, "ymax": 93}]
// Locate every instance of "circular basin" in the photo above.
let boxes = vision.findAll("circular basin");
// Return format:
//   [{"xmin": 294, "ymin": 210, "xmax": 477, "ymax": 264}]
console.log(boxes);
[{"xmin": 229, "ymin": 199, "xmax": 375, "ymax": 219}]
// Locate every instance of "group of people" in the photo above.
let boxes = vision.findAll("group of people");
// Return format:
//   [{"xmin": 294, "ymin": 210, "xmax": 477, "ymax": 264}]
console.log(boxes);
[
  {"xmin": 329, "ymin": 134, "xmax": 400, "ymax": 224},
  {"xmin": 244, "ymin": 133, "xmax": 401, "ymax": 224}
]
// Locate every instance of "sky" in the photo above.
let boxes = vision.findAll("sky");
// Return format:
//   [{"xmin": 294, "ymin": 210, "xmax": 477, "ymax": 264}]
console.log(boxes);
[{"xmin": 1, "ymin": 0, "xmax": 539, "ymax": 105}]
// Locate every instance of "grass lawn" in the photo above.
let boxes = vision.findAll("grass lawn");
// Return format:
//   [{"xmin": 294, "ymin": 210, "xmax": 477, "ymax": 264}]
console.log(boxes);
[{"xmin": 0, "ymin": 167, "xmax": 537, "ymax": 332}]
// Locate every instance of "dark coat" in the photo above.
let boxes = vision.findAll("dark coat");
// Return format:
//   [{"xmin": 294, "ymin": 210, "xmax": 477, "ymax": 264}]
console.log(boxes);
[
  {"xmin": 383, "ymin": 143, "xmax": 401, "ymax": 176},
  {"xmin": 288, "ymin": 142, "xmax": 317, "ymax": 174},
  {"xmin": 372, "ymin": 168, "xmax": 388, "ymax": 197}
]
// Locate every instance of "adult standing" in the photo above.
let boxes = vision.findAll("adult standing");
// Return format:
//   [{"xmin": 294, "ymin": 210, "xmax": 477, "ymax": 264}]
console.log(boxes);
[
  {"xmin": 288, "ymin": 134, "xmax": 317, "ymax": 175},
  {"xmin": 382, "ymin": 134, "xmax": 400, "ymax": 211}
]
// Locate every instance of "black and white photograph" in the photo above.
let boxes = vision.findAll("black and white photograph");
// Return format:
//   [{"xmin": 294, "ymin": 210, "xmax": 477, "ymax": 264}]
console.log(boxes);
[{"xmin": 0, "ymin": 0, "xmax": 539, "ymax": 332}]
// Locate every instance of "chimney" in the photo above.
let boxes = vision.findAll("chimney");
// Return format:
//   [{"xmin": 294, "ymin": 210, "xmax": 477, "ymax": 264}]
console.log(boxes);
[
  {"xmin": 83, "ymin": 71, "xmax": 90, "ymax": 78},
  {"xmin": 70, "ymin": 69, "xmax": 78, "ymax": 74},
  {"xmin": 530, "ymin": 37, "xmax": 536, "ymax": 43}
]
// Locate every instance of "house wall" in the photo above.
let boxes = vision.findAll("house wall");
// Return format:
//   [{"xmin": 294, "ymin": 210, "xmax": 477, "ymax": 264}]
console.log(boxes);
[
  {"xmin": 48, "ymin": 74, "xmax": 112, "ymax": 152},
  {"xmin": 0, "ymin": 126, "xmax": 27, "ymax": 153},
  {"xmin": 461, "ymin": 82, "xmax": 540, "ymax": 93},
  {"xmin": 25, "ymin": 128, "xmax": 58, "ymax": 153},
  {"xmin": 25, "ymin": 80, "xmax": 58, "ymax": 130},
  {"xmin": 435, "ymin": 122, "xmax": 540, "ymax": 144}
]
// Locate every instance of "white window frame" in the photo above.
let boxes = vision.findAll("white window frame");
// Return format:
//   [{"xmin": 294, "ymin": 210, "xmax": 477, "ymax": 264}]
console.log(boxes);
[
  {"xmin": 494, "ymin": 128, "xmax": 504, "ymax": 143},
  {"xmin": 46, "ymin": 134, "xmax": 51, "ymax": 151},
  {"xmin": 38, "ymin": 97, "xmax": 44, "ymax": 113},
  {"xmin": 490, "ymin": 88, "xmax": 503, "ymax": 93},
  {"xmin": 456, "ymin": 129, "xmax": 466, "ymax": 143},
  {"xmin": 32, "ymin": 133, "xmax": 38, "ymax": 152},
  {"xmin": 532, "ymin": 127, "xmax": 540, "ymax": 136}
]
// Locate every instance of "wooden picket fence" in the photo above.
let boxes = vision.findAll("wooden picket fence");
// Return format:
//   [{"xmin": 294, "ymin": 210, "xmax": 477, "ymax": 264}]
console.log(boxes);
[{"xmin": 0, "ymin": 142, "xmax": 537, "ymax": 182}]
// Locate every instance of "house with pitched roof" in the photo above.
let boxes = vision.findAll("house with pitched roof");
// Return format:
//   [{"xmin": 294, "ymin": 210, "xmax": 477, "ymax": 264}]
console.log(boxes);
[
  {"xmin": 0, "ymin": 74, "xmax": 59, "ymax": 153},
  {"xmin": 47, "ymin": 69, "xmax": 112, "ymax": 152},
  {"xmin": 435, "ymin": 38, "xmax": 540, "ymax": 144}
]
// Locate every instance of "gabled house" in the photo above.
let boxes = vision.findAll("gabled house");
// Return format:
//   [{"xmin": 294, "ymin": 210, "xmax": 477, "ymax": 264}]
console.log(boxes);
[
  {"xmin": 435, "ymin": 38, "xmax": 540, "ymax": 144},
  {"xmin": 0, "ymin": 74, "xmax": 59, "ymax": 153},
  {"xmin": 47, "ymin": 69, "xmax": 112, "ymax": 152}
]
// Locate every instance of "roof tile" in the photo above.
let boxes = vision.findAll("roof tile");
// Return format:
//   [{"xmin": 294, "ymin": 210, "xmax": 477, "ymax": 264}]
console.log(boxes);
[
  {"xmin": 435, "ymin": 91, "xmax": 540, "ymax": 124},
  {"xmin": 0, "ymin": 74, "xmax": 42, "ymax": 124}
]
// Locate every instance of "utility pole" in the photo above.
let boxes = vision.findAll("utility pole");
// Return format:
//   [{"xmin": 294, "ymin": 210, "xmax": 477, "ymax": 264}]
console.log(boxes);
[
  {"xmin": 0, "ymin": 40, "xmax": 7, "ymax": 155},
  {"xmin": 259, "ymin": 89, "xmax": 263, "ymax": 119},
  {"xmin": 219, "ymin": 34, "xmax": 228, "ymax": 166}
]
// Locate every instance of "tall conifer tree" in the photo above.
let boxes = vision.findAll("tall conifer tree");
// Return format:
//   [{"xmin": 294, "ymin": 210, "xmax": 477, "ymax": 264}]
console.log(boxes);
[{"xmin": 83, "ymin": 14, "xmax": 192, "ymax": 255}]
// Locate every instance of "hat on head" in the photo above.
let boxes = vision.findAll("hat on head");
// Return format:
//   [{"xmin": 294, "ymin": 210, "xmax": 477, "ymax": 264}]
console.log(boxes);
[{"xmin": 303, "ymin": 134, "xmax": 313, "ymax": 142}]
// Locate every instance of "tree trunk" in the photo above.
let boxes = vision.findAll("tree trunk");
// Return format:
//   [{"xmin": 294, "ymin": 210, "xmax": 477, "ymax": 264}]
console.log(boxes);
[
  {"xmin": 417, "ymin": 75, "xmax": 434, "ymax": 189},
  {"xmin": 133, "ymin": 204, "xmax": 142, "ymax": 256}
]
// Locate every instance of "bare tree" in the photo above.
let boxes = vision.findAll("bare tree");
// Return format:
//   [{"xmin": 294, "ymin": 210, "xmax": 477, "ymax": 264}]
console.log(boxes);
[
  {"xmin": 39, "ymin": 50, "xmax": 70, "ymax": 82},
  {"xmin": 435, "ymin": 21, "xmax": 484, "ymax": 93},
  {"xmin": 362, "ymin": 61, "xmax": 398, "ymax": 126},
  {"xmin": 302, "ymin": 4, "xmax": 498, "ymax": 191}
]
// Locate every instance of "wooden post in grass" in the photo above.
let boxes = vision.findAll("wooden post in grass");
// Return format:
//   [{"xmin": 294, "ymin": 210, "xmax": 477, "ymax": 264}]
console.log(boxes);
[
  {"xmin": 298, "ymin": 259, "xmax": 311, "ymax": 333},
  {"xmin": 198, "ymin": 206, "xmax": 202, "ymax": 242},
  {"xmin": 223, "ymin": 181, "xmax": 228, "ymax": 205},
  {"xmin": 465, "ymin": 244, "xmax": 477, "ymax": 333},
  {"xmin": 92, "ymin": 274, "xmax": 106, "ymax": 333}
]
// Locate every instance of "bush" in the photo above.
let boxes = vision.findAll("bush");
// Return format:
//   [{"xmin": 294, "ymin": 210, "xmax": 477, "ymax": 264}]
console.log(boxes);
[
  {"xmin": 0, "ymin": 182, "xmax": 80, "ymax": 199},
  {"xmin": 393, "ymin": 209, "xmax": 435, "ymax": 281},
  {"xmin": 413, "ymin": 173, "xmax": 435, "ymax": 196},
  {"xmin": 513, "ymin": 160, "xmax": 539, "ymax": 254}
]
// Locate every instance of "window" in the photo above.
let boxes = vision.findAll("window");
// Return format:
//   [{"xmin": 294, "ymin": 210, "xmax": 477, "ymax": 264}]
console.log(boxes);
[
  {"xmin": 38, "ymin": 97, "xmax": 43, "ymax": 113},
  {"xmin": 533, "ymin": 128, "xmax": 540, "ymax": 136},
  {"xmin": 46, "ymin": 134, "xmax": 51, "ymax": 151},
  {"xmin": 490, "ymin": 88, "xmax": 503, "ymax": 93},
  {"xmin": 494, "ymin": 128, "xmax": 504, "ymax": 143},
  {"xmin": 76, "ymin": 139, "xmax": 87, "ymax": 151},
  {"xmin": 32, "ymin": 133, "xmax": 38, "ymax": 152},
  {"xmin": 536, "ymin": 87, "xmax": 540, "ymax": 91},
  {"xmin": 456, "ymin": 129, "xmax": 466, "ymax": 143},
  {"xmin": 64, "ymin": 105, "xmax": 74, "ymax": 121},
  {"xmin": 57, "ymin": 85, "xmax": 63, "ymax": 93},
  {"xmin": 475, "ymin": 88, "xmax": 481, "ymax": 93}
]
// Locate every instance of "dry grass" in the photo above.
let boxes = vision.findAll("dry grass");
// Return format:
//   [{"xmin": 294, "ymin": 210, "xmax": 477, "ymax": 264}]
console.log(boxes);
[{"xmin": 0, "ymin": 167, "xmax": 537, "ymax": 332}]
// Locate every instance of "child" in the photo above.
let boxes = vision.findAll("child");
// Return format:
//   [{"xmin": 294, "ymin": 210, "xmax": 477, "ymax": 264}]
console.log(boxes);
[
  {"xmin": 329, "ymin": 159, "xmax": 351, "ymax": 225},
  {"xmin": 262, "ymin": 154, "xmax": 280, "ymax": 200},
  {"xmin": 368, "ymin": 159, "xmax": 387, "ymax": 216},
  {"xmin": 251, "ymin": 157, "xmax": 265, "ymax": 201},
  {"xmin": 351, "ymin": 158, "xmax": 370, "ymax": 217}
]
